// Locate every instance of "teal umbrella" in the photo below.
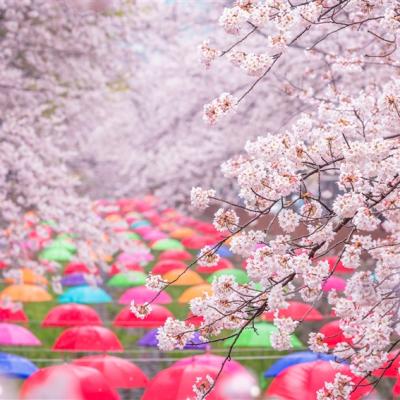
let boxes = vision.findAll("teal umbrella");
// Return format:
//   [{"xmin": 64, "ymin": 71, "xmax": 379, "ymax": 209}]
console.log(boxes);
[
  {"xmin": 223, "ymin": 322, "xmax": 303, "ymax": 349},
  {"xmin": 151, "ymin": 238, "xmax": 184, "ymax": 251},
  {"xmin": 131, "ymin": 220, "xmax": 151, "ymax": 229},
  {"xmin": 120, "ymin": 232, "xmax": 141, "ymax": 241},
  {"xmin": 207, "ymin": 269, "xmax": 249, "ymax": 285},
  {"xmin": 38, "ymin": 247, "xmax": 73, "ymax": 263},
  {"xmin": 107, "ymin": 272, "xmax": 147, "ymax": 288},
  {"xmin": 58, "ymin": 286, "xmax": 112, "ymax": 304}
]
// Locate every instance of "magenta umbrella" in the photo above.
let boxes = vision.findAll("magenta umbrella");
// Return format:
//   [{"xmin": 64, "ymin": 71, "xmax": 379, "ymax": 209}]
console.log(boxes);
[
  {"xmin": 322, "ymin": 276, "xmax": 346, "ymax": 292},
  {"xmin": 118, "ymin": 286, "xmax": 172, "ymax": 305},
  {"xmin": 0, "ymin": 323, "xmax": 41, "ymax": 346}
]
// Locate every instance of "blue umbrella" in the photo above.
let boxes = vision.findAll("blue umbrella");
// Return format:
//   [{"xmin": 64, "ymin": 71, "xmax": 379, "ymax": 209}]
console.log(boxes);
[
  {"xmin": 216, "ymin": 245, "xmax": 233, "ymax": 258},
  {"xmin": 264, "ymin": 351, "xmax": 337, "ymax": 378},
  {"xmin": 0, "ymin": 352, "xmax": 38, "ymax": 379},
  {"xmin": 131, "ymin": 220, "xmax": 151, "ymax": 229},
  {"xmin": 137, "ymin": 329, "xmax": 207, "ymax": 350},
  {"xmin": 58, "ymin": 286, "xmax": 111, "ymax": 304}
]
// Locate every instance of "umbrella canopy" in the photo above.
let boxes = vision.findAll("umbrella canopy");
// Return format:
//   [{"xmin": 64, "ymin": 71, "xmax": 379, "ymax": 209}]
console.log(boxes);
[
  {"xmin": 0, "ymin": 323, "xmax": 41, "ymax": 346},
  {"xmin": 0, "ymin": 352, "xmax": 38, "ymax": 378},
  {"xmin": 185, "ymin": 312, "xmax": 204, "ymax": 327},
  {"xmin": 113, "ymin": 304, "xmax": 173, "ymax": 328},
  {"xmin": 173, "ymin": 354, "xmax": 245, "ymax": 373},
  {"xmin": 5, "ymin": 268, "xmax": 48, "ymax": 285},
  {"xmin": 264, "ymin": 351, "xmax": 338, "ymax": 377},
  {"xmin": 118, "ymin": 286, "xmax": 172, "ymax": 305},
  {"xmin": 321, "ymin": 256, "xmax": 351, "ymax": 274},
  {"xmin": 0, "ymin": 284, "xmax": 52, "ymax": 302},
  {"xmin": 42, "ymin": 304, "xmax": 102, "ymax": 327},
  {"xmin": 117, "ymin": 251, "xmax": 153, "ymax": 265},
  {"xmin": 207, "ymin": 269, "xmax": 249, "ymax": 285},
  {"xmin": 107, "ymin": 272, "xmax": 147, "ymax": 288},
  {"xmin": 163, "ymin": 269, "xmax": 204, "ymax": 286},
  {"xmin": 159, "ymin": 250, "xmax": 192, "ymax": 261},
  {"xmin": 170, "ymin": 228, "xmax": 196, "ymax": 240},
  {"xmin": 262, "ymin": 301, "xmax": 324, "ymax": 322},
  {"xmin": 196, "ymin": 258, "xmax": 233, "ymax": 274},
  {"xmin": 38, "ymin": 247, "xmax": 73, "ymax": 263},
  {"xmin": 131, "ymin": 220, "xmax": 151, "ymax": 229},
  {"xmin": 152, "ymin": 260, "xmax": 187, "ymax": 275},
  {"xmin": 223, "ymin": 322, "xmax": 303, "ymax": 349},
  {"xmin": 372, "ymin": 350, "xmax": 400, "ymax": 377},
  {"xmin": 0, "ymin": 307, "xmax": 29, "ymax": 323},
  {"xmin": 20, "ymin": 364, "xmax": 119, "ymax": 400},
  {"xmin": 73, "ymin": 355, "xmax": 148, "ymax": 389},
  {"xmin": 138, "ymin": 329, "xmax": 207, "ymax": 350},
  {"xmin": 142, "ymin": 231, "xmax": 168, "ymax": 242},
  {"xmin": 216, "ymin": 245, "xmax": 233, "ymax": 258},
  {"xmin": 322, "ymin": 276, "xmax": 347, "ymax": 292},
  {"xmin": 58, "ymin": 286, "xmax": 112, "ymax": 304},
  {"xmin": 319, "ymin": 320, "xmax": 352, "ymax": 348},
  {"xmin": 61, "ymin": 273, "xmax": 89, "ymax": 287},
  {"xmin": 178, "ymin": 284, "xmax": 212, "ymax": 304},
  {"xmin": 108, "ymin": 263, "xmax": 144, "ymax": 276},
  {"xmin": 181, "ymin": 235, "xmax": 212, "ymax": 250},
  {"xmin": 53, "ymin": 326, "xmax": 123, "ymax": 352},
  {"xmin": 151, "ymin": 238, "xmax": 184, "ymax": 251},
  {"xmin": 64, "ymin": 262, "xmax": 98, "ymax": 275},
  {"xmin": 47, "ymin": 238, "xmax": 77, "ymax": 253},
  {"xmin": 264, "ymin": 361, "xmax": 372, "ymax": 400}
]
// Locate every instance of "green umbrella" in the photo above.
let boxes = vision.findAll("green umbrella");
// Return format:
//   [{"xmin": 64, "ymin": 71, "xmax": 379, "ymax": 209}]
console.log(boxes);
[
  {"xmin": 223, "ymin": 322, "xmax": 303, "ymax": 349},
  {"xmin": 207, "ymin": 269, "xmax": 249, "ymax": 285},
  {"xmin": 47, "ymin": 239, "xmax": 76, "ymax": 253},
  {"xmin": 120, "ymin": 232, "xmax": 141, "ymax": 241},
  {"xmin": 107, "ymin": 272, "xmax": 147, "ymax": 288},
  {"xmin": 151, "ymin": 238, "xmax": 184, "ymax": 251},
  {"xmin": 38, "ymin": 247, "xmax": 73, "ymax": 263}
]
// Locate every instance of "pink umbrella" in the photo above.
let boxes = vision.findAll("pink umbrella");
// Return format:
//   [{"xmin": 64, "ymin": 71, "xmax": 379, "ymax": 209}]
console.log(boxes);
[
  {"xmin": 118, "ymin": 286, "xmax": 172, "ymax": 305},
  {"xmin": 173, "ymin": 354, "xmax": 246, "ymax": 374},
  {"xmin": 0, "ymin": 323, "xmax": 41, "ymax": 346},
  {"xmin": 323, "ymin": 276, "xmax": 346, "ymax": 292},
  {"xmin": 142, "ymin": 231, "xmax": 168, "ymax": 241}
]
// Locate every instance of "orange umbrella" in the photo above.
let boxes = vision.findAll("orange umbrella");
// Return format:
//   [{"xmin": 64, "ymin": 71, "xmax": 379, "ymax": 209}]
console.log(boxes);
[
  {"xmin": 170, "ymin": 228, "xmax": 196, "ymax": 240},
  {"xmin": 178, "ymin": 284, "xmax": 213, "ymax": 303},
  {"xmin": 0, "ymin": 284, "xmax": 52, "ymax": 302},
  {"xmin": 5, "ymin": 269, "xmax": 48, "ymax": 286},
  {"xmin": 163, "ymin": 269, "xmax": 204, "ymax": 286}
]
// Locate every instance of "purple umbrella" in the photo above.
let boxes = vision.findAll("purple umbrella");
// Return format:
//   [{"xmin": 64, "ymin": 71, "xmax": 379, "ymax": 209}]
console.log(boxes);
[
  {"xmin": 0, "ymin": 323, "xmax": 41, "ymax": 346},
  {"xmin": 137, "ymin": 329, "xmax": 207, "ymax": 350},
  {"xmin": 61, "ymin": 273, "xmax": 88, "ymax": 287},
  {"xmin": 118, "ymin": 286, "xmax": 172, "ymax": 305}
]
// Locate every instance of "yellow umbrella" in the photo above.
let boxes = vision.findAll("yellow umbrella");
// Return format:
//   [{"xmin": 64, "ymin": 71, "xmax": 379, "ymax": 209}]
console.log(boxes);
[
  {"xmin": 163, "ymin": 269, "xmax": 204, "ymax": 286},
  {"xmin": 5, "ymin": 269, "xmax": 48, "ymax": 286},
  {"xmin": 170, "ymin": 228, "xmax": 196, "ymax": 240},
  {"xmin": 178, "ymin": 284, "xmax": 213, "ymax": 303},
  {"xmin": 0, "ymin": 284, "xmax": 52, "ymax": 302}
]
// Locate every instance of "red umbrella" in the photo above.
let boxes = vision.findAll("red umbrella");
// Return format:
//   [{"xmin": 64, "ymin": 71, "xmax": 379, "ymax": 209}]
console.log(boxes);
[
  {"xmin": 372, "ymin": 350, "xmax": 400, "ymax": 378},
  {"xmin": 182, "ymin": 235, "xmax": 215, "ymax": 250},
  {"xmin": 53, "ymin": 326, "xmax": 123, "ymax": 352},
  {"xmin": 152, "ymin": 260, "xmax": 187, "ymax": 275},
  {"xmin": 319, "ymin": 320, "xmax": 352, "ymax": 348},
  {"xmin": 192, "ymin": 221, "xmax": 219, "ymax": 235},
  {"xmin": 108, "ymin": 263, "xmax": 143, "ymax": 276},
  {"xmin": 196, "ymin": 258, "xmax": 233, "ymax": 274},
  {"xmin": 20, "ymin": 364, "xmax": 119, "ymax": 400},
  {"xmin": 64, "ymin": 262, "xmax": 98, "ymax": 276},
  {"xmin": 185, "ymin": 312, "xmax": 204, "ymax": 327},
  {"xmin": 265, "ymin": 361, "xmax": 372, "ymax": 399},
  {"xmin": 159, "ymin": 250, "xmax": 192, "ymax": 261},
  {"xmin": 73, "ymin": 355, "xmax": 148, "ymax": 389},
  {"xmin": 0, "ymin": 307, "xmax": 29, "ymax": 323},
  {"xmin": 113, "ymin": 304, "xmax": 173, "ymax": 328},
  {"xmin": 118, "ymin": 286, "xmax": 172, "ymax": 305},
  {"xmin": 42, "ymin": 304, "xmax": 102, "ymax": 327},
  {"xmin": 319, "ymin": 256, "xmax": 351, "ymax": 274},
  {"xmin": 262, "ymin": 301, "xmax": 324, "ymax": 322}
]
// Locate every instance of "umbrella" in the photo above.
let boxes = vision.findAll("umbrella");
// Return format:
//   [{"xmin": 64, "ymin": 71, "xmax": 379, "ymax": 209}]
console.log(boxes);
[
  {"xmin": 159, "ymin": 250, "xmax": 192, "ymax": 261},
  {"xmin": 152, "ymin": 260, "xmax": 187, "ymax": 275},
  {"xmin": 262, "ymin": 301, "xmax": 324, "ymax": 321},
  {"xmin": 107, "ymin": 272, "xmax": 147, "ymax": 288},
  {"xmin": 223, "ymin": 322, "xmax": 303, "ymax": 349},
  {"xmin": 196, "ymin": 258, "xmax": 233, "ymax": 274},
  {"xmin": 58, "ymin": 286, "xmax": 112, "ymax": 304},
  {"xmin": 181, "ymin": 235, "xmax": 213, "ymax": 250},
  {"xmin": 53, "ymin": 326, "xmax": 123, "ymax": 352},
  {"xmin": 108, "ymin": 263, "xmax": 144, "ymax": 276},
  {"xmin": 73, "ymin": 355, "xmax": 148, "ymax": 389},
  {"xmin": 0, "ymin": 323, "xmax": 41, "ymax": 346},
  {"xmin": 118, "ymin": 286, "xmax": 172, "ymax": 305},
  {"xmin": 173, "ymin": 354, "xmax": 246, "ymax": 373},
  {"xmin": 114, "ymin": 304, "xmax": 173, "ymax": 328},
  {"xmin": 216, "ymin": 245, "xmax": 233, "ymax": 258},
  {"xmin": 38, "ymin": 247, "xmax": 73, "ymax": 263},
  {"xmin": 61, "ymin": 273, "xmax": 90, "ymax": 287},
  {"xmin": 64, "ymin": 262, "xmax": 98, "ymax": 275},
  {"xmin": 142, "ymin": 231, "xmax": 168, "ymax": 241},
  {"xmin": 263, "ymin": 351, "xmax": 339, "ymax": 377},
  {"xmin": 319, "ymin": 320, "xmax": 352, "ymax": 348},
  {"xmin": 138, "ymin": 329, "xmax": 207, "ymax": 350},
  {"xmin": 163, "ymin": 269, "xmax": 204, "ymax": 286},
  {"xmin": 178, "ymin": 284, "xmax": 212, "ymax": 303},
  {"xmin": 207, "ymin": 269, "xmax": 249, "ymax": 285},
  {"xmin": 5, "ymin": 268, "xmax": 48, "ymax": 285},
  {"xmin": 0, "ymin": 352, "xmax": 38, "ymax": 378},
  {"xmin": 322, "ymin": 276, "xmax": 346, "ymax": 292},
  {"xmin": 170, "ymin": 228, "xmax": 196, "ymax": 239},
  {"xmin": 48, "ymin": 238, "xmax": 77, "ymax": 253},
  {"xmin": 264, "ymin": 361, "xmax": 372, "ymax": 399},
  {"xmin": 151, "ymin": 238, "xmax": 184, "ymax": 251},
  {"xmin": 0, "ymin": 307, "xmax": 29, "ymax": 323},
  {"xmin": 372, "ymin": 350, "xmax": 400, "ymax": 377},
  {"xmin": 192, "ymin": 221, "xmax": 219, "ymax": 235},
  {"xmin": 0, "ymin": 284, "xmax": 52, "ymax": 302},
  {"xmin": 117, "ymin": 251, "xmax": 153, "ymax": 265},
  {"xmin": 20, "ymin": 364, "xmax": 119, "ymax": 400},
  {"xmin": 42, "ymin": 304, "xmax": 102, "ymax": 327},
  {"xmin": 131, "ymin": 220, "xmax": 151, "ymax": 229},
  {"xmin": 321, "ymin": 256, "xmax": 351, "ymax": 274},
  {"xmin": 185, "ymin": 312, "xmax": 204, "ymax": 327}
]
